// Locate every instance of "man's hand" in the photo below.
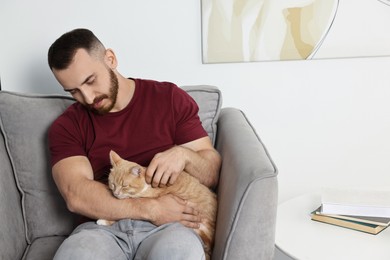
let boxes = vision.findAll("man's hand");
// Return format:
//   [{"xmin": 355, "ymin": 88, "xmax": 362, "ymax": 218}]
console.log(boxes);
[
  {"xmin": 148, "ymin": 194, "xmax": 201, "ymax": 228},
  {"xmin": 146, "ymin": 136, "xmax": 221, "ymax": 189},
  {"xmin": 146, "ymin": 146, "xmax": 186, "ymax": 188}
]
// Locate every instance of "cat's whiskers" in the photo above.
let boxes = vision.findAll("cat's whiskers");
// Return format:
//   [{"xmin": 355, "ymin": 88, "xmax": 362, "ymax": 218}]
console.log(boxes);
[{"xmin": 114, "ymin": 193, "xmax": 129, "ymax": 200}]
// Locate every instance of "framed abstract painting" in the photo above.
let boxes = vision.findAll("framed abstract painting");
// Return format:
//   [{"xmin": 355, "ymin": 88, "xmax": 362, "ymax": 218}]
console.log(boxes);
[{"xmin": 201, "ymin": 0, "xmax": 390, "ymax": 63}]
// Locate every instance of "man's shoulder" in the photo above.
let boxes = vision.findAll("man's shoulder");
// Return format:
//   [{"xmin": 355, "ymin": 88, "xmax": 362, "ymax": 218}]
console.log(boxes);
[
  {"xmin": 135, "ymin": 78, "xmax": 178, "ymax": 92},
  {"xmin": 52, "ymin": 102, "xmax": 89, "ymax": 126},
  {"xmin": 134, "ymin": 78, "xmax": 190, "ymax": 101}
]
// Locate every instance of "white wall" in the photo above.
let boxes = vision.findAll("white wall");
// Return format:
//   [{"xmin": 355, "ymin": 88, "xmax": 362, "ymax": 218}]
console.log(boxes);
[{"xmin": 1, "ymin": 0, "xmax": 390, "ymax": 202}]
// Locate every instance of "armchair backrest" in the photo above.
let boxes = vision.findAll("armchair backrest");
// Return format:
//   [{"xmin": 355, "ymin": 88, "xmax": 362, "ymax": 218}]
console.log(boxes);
[{"xmin": 181, "ymin": 85, "xmax": 222, "ymax": 145}]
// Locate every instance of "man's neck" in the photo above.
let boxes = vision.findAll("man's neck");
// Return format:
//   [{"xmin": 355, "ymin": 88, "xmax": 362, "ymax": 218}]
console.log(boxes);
[{"xmin": 113, "ymin": 76, "xmax": 135, "ymax": 112}]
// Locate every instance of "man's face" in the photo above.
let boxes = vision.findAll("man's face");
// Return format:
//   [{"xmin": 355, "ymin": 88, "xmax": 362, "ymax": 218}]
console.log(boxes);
[
  {"xmin": 52, "ymin": 49, "xmax": 119, "ymax": 115},
  {"xmin": 88, "ymin": 68, "xmax": 118, "ymax": 115}
]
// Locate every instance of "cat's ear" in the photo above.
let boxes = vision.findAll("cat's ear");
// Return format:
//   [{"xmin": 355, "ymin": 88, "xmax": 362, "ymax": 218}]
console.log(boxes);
[
  {"xmin": 131, "ymin": 166, "xmax": 141, "ymax": 177},
  {"xmin": 109, "ymin": 150, "xmax": 122, "ymax": 166}
]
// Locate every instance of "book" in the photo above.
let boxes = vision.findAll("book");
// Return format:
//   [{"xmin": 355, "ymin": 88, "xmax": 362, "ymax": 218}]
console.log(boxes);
[
  {"xmin": 321, "ymin": 204, "xmax": 390, "ymax": 218},
  {"xmin": 311, "ymin": 209, "xmax": 387, "ymax": 235},
  {"xmin": 315, "ymin": 206, "xmax": 390, "ymax": 227},
  {"xmin": 321, "ymin": 187, "xmax": 390, "ymax": 217}
]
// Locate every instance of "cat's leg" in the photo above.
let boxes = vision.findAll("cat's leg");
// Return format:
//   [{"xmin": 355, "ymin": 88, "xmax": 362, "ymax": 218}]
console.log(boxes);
[{"xmin": 96, "ymin": 219, "xmax": 116, "ymax": 226}]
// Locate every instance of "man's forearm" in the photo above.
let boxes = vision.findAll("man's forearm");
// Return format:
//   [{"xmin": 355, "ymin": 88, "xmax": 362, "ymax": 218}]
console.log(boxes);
[
  {"xmin": 64, "ymin": 178, "xmax": 149, "ymax": 221},
  {"xmin": 64, "ymin": 179, "xmax": 201, "ymax": 227},
  {"xmin": 53, "ymin": 155, "xmax": 201, "ymax": 226},
  {"xmin": 182, "ymin": 148, "xmax": 221, "ymax": 189}
]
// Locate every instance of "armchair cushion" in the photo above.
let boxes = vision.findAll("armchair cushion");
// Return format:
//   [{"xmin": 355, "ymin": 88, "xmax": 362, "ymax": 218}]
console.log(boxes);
[
  {"xmin": 0, "ymin": 92, "xmax": 77, "ymax": 243},
  {"xmin": 0, "ymin": 130, "xmax": 26, "ymax": 260},
  {"xmin": 181, "ymin": 85, "xmax": 222, "ymax": 145}
]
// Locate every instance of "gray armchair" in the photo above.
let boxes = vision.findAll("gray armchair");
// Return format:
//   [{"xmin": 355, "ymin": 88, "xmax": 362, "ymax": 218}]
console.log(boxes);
[{"xmin": 0, "ymin": 85, "xmax": 278, "ymax": 260}]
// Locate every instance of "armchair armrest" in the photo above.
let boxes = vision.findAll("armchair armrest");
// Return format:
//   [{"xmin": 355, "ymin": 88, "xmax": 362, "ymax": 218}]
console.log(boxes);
[{"xmin": 213, "ymin": 108, "xmax": 278, "ymax": 260}]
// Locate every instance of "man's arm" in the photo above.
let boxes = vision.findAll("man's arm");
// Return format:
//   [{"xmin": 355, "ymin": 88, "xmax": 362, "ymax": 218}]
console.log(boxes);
[
  {"xmin": 52, "ymin": 155, "xmax": 200, "ymax": 227},
  {"xmin": 146, "ymin": 136, "xmax": 222, "ymax": 189}
]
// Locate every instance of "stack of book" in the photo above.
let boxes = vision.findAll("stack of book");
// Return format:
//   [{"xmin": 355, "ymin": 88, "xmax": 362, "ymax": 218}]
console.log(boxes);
[{"xmin": 311, "ymin": 187, "xmax": 390, "ymax": 235}]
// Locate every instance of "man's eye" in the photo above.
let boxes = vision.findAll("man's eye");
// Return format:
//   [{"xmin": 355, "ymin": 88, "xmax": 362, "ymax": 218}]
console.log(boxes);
[{"xmin": 86, "ymin": 79, "xmax": 95, "ymax": 85}]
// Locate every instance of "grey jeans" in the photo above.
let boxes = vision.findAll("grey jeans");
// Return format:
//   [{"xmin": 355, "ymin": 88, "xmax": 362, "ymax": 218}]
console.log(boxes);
[{"xmin": 54, "ymin": 220, "xmax": 205, "ymax": 260}]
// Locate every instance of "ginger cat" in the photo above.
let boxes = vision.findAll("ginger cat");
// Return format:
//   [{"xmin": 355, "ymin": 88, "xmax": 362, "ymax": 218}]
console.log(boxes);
[{"xmin": 97, "ymin": 150, "xmax": 217, "ymax": 259}]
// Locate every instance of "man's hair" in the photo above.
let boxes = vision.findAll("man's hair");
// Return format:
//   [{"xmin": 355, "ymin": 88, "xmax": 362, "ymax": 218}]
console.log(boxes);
[{"xmin": 48, "ymin": 28, "xmax": 105, "ymax": 70}]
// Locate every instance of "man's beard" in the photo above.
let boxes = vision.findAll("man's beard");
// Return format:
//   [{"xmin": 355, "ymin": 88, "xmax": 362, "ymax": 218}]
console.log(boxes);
[{"xmin": 90, "ymin": 69, "xmax": 119, "ymax": 115}]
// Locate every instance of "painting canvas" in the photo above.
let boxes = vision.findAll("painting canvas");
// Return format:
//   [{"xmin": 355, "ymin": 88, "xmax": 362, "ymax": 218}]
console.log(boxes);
[{"xmin": 201, "ymin": 0, "xmax": 390, "ymax": 63}]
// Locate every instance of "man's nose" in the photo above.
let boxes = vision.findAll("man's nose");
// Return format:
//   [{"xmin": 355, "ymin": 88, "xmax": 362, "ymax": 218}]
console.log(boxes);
[{"xmin": 80, "ymin": 87, "xmax": 94, "ymax": 105}]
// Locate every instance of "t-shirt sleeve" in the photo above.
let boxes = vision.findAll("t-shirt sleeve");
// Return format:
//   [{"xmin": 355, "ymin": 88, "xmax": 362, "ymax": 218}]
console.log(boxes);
[
  {"xmin": 48, "ymin": 112, "xmax": 87, "ymax": 167},
  {"xmin": 172, "ymin": 86, "xmax": 208, "ymax": 144}
]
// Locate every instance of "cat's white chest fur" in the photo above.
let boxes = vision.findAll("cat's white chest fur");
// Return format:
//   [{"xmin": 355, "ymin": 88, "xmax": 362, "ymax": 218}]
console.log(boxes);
[{"xmin": 139, "ymin": 184, "xmax": 150, "ymax": 195}]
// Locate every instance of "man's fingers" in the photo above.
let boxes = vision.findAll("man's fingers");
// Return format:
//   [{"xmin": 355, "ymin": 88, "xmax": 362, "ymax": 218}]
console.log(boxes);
[
  {"xmin": 180, "ymin": 208, "xmax": 201, "ymax": 229},
  {"xmin": 180, "ymin": 220, "xmax": 200, "ymax": 229},
  {"xmin": 151, "ymin": 175, "xmax": 161, "ymax": 188},
  {"xmin": 146, "ymin": 165, "xmax": 172, "ymax": 188},
  {"xmin": 181, "ymin": 200, "xmax": 198, "ymax": 214},
  {"xmin": 145, "ymin": 166, "xmax": 156, "ymax": 184},
  {"xmin": 184, "ymin": 204, "xmax": 199, "ymax": 216},
  {"xmin": 159, "ymin": 173, "xmax": 170, "ymax": 187},
  {"xmin": 154, "ymin": 194, "xmax": 201, "ymax": 228},
  {"xmin": 170, "ymin": 195, "xmax": 200, "ymax": 218},
  {"xmin": 149, "ymin": 169, "xmax": 163, "ymax": 188}
]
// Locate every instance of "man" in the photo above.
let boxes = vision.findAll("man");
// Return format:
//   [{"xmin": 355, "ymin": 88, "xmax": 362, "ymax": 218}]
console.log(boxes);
[{"xmin": 47, "ymin": 28, "xmax": 221, "ymax": 259}]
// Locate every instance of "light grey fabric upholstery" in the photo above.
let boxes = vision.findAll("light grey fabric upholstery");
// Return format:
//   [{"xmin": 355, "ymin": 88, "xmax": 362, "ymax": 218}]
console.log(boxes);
[
  {"xmin": 213, "ymin": 108, "xmax": 278, "ymax": 260},
  {"xmin": 0, "ymin": 93, "xmax": 77, "ymax": 243},
  {"xmin": 181, "ymin": 85, "xmax": 222, "ymax": 145},
  {"xmin": 0, "ymin": 86, "xmax": 277, "ymax": 260},
  {"xmin": 0, "ymin": 130, "xmax": 26, "ymax": 260},
  {"xmin": 22, "ymin": 236, "xmax": 67, "ymax": 260}
]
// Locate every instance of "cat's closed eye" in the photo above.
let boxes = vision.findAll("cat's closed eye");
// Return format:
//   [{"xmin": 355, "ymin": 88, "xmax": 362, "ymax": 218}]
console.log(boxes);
[{"xmin": 122, "ymin": 180, "xmax": 131, "ymax": 188}]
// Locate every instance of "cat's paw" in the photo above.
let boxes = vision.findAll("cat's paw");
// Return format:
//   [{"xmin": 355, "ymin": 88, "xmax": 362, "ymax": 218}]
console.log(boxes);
[{"xmin": 96, "ymin": 219, "xmax": 114, "ymax": 226}]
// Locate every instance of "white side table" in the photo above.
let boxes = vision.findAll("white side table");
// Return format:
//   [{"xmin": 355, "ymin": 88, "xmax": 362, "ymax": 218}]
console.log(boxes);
[{"xmin": 275, "ymin": 194, "xmax": 390, "ymax": 260}]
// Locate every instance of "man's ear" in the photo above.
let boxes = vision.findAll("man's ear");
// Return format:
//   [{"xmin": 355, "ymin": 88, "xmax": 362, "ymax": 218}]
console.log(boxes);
[{"xmin": 104, "ymin": 48, "xmax": 118, "ymax": 69}]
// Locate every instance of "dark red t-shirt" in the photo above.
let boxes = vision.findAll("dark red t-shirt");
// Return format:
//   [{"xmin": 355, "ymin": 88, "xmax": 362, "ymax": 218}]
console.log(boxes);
[{"xmin": 48, "ymin": 78, "xmax": 207, "ymax": 183}]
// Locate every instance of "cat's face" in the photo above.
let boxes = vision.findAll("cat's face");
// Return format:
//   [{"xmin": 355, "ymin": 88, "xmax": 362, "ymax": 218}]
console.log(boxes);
[{"xmin": 108, "ymin": 150, "xmax": 148, "ymax": 199}]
